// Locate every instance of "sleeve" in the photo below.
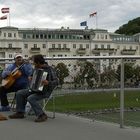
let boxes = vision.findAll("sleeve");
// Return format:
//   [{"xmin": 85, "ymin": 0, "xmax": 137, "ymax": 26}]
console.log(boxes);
[
  {"xmin": 22, "ymin": 63, "xmax": 33, "ymax": 77},
  {"xmin": 1, "ymin": 64, "xmax": 14, "ymax": 79},
  {"xmin": 48, "ymin": 67, "xmax": 59, "ymax": 88}
]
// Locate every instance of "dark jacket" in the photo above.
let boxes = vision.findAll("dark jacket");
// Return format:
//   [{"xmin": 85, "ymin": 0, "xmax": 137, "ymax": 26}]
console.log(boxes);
[{"xmin": 31, "ymin": 64, "xmax": 59, "ymax": 97}]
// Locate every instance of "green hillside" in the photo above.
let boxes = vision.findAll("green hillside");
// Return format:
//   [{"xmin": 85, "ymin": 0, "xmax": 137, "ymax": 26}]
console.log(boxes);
[{"xmin": 115, "ymin": 17, "xmax": 140, "ymax": 35}]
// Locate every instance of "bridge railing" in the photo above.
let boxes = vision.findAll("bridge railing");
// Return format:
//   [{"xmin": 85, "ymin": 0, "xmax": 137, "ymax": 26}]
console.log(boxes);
[{"xmin": 1, "ymin": 55, "xmax": 140, "ymax": 128}]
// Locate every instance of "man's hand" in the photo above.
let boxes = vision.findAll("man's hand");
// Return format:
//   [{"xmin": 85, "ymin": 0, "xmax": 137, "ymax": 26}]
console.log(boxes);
[
  {"xmin": 28, "ymin": 76, "xmax": 32, "ymax": 81},
  {"xmin": 42, "ymin": 80, "xmax": 49, "ymax": 85}
]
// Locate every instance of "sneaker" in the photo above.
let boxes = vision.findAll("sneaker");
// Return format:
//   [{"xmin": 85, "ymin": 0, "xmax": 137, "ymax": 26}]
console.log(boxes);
[
  {"xmin": 9, "ymin": 112, "xmax": 25, "ymax": 119},
  {"xmin": 0, "ymin": 106, "xmax": 10, "ymax": 112},
  {"xmin": 34, "ymin": 113, "xmax": 48, "ymax": 122}
]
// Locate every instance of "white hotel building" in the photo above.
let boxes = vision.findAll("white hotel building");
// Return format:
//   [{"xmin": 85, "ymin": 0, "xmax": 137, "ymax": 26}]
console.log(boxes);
[{"xmin": 0, "ymin": 26, "xmax": 140, "ymax": 68}]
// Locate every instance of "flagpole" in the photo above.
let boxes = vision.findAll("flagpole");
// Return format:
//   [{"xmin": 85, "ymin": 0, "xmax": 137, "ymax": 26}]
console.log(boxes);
[
  {"xmin": 89, "ymin": 11, "xmax": 98, "ymax": 29},
  {"xmin": 96, "ymin": 14, "xmax": 98, "ymax": 29},
  {"xmin": 7, "ymin": 16, "xmax": 8, "ymax": 26},
  {"xmin": 9, "ymin": 12, "xmax": 10, "ymax": 26},
  {"xmin": 1, "ymin": 7, "xmax": 10, "ymax": 26}
]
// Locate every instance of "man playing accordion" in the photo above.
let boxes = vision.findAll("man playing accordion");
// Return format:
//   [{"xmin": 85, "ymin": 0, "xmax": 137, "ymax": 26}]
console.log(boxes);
[{"xmin": 9, "ymin": 54, "xmax": 59, "ymax": 122}]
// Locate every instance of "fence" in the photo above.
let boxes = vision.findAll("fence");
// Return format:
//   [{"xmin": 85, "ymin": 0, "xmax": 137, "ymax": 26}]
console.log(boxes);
[{"xmin": 1, "ymin": 55, "xmax": 140, "ymax": 128}]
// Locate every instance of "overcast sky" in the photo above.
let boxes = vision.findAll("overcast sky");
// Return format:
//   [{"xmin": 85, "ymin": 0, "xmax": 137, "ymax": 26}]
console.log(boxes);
[{"xmin": 0, "ymin": 0, "xmax": 140, "ymax": 32}]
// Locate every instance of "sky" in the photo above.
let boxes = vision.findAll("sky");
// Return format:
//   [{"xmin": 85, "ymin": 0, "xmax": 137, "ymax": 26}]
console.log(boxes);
[{"xmin": 0, "ymin": 0, "xmax": 140, "ymax": 32}]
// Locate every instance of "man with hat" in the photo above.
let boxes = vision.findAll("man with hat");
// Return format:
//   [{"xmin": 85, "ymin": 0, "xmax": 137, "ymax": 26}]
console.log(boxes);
[{"xmin": 0, "ymin": 53, "xmax": 33, "ymax": 111}]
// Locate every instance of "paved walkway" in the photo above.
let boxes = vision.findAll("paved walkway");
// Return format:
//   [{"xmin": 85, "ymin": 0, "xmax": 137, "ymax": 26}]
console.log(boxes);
[{"xmin": 0, "ymin": 111, "xmax": 140, "ymax": 140}]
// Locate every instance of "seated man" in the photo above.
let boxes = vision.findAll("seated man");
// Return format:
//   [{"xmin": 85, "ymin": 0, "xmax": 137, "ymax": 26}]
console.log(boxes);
[
  {"xmin": 0, "ymin": 53, "xmax": 33, "ymax": 111},
  {"xmin": 9, "ymin": 54, "xmax": 59, "ymax": 122}
]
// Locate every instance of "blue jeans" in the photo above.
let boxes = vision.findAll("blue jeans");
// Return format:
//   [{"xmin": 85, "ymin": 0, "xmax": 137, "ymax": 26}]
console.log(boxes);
[{"xmin": 16, "ymin": 89, "xmax": 51, "ymax": 116}]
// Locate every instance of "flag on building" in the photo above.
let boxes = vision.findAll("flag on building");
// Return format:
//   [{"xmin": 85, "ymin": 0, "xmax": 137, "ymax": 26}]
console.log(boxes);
[
  {"xmin": 80, "ymin": 21, "xmax": 87, "ymax": 26},
  {"xmin": 1, "ymin": 7, "xmax": 10, "ymax": 13},
  {"xmin": 89, "ymin": 12, "xmax": 97, "ymax": 17},
  {"xmin": 0, "ymin": 15, "xmax": 7, "ymax": 20}
]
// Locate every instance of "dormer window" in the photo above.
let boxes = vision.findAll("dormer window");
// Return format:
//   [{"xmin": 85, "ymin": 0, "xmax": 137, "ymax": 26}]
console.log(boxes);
[
  {"xmin": 4, "ymin": 33, "xmax": 6, "ymax": 37},
  {"xmin": 8, "ymin": 33, "xmax": 12, "ymax": 37}
]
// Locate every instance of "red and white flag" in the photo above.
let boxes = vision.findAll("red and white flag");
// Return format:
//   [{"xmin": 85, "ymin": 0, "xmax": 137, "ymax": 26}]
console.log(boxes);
[
  {"xmin": 0, "ymin": 15, "xmax": 7, "ymax": 20},
  {"xmin": 89, "ymin": 12, "xmax": 97, "ymax": 17},
  {"xmin": 1, "ymin": 7, "xmax": 10, "ymax": 13}
]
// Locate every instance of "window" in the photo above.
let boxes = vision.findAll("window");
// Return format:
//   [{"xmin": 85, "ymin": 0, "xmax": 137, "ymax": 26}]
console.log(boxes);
[
  {"xmin": 73, "ymin": 44, "xmax": 76, "ymax": 48},
  {"xmin": 56, "ymin": 34, "xmax": 59, "ymax": 39},
  {"xmin": 86, "ymin": 44, "xmax": 89, "ymax": 49},
  {"xmin": 44, "ymin": 34, "xmax": 47, "ymax": 39},
  {"xmin": 107, "ymin": 44, "xmax": 110, "ymax": 49},
  {"xmin": 58, "ymin": 54, "xmax": 63, "ymax": 57},
  {"xmin": 123, "ymin": 46, "xmax": 126, "ymax": 50},
  {"xmin": 8, "ymin": 44, "xmax": 12, "ymax": 48},
  {"xmin": 79, "ymin": 44, "xmax": 83, "ymax": 48},
  {"xmin": 4, "ymin": 33, "xmax": 6, "ymax": 37},
  {"xmin": 8, "ymin": 33, "xmax": 12, "ymax": 37},
  {"xmin": 63, "ymin": 44, "xmax": 67, "ymax": 48},
  {"xmin": 34, "ymin": 44, "xmax": 37, "ymax": 48},
  {"xmin": 36, "ymin": 34, "xmax": 39, "ymax": 38},
  {"xmin": 48, "ymin": 35, "xmax": 51, "ymax": 39},
  {"xmin": 58, "ymin": 44, "xmax": 61, "ymax": 48},
  {"xmin": 101, "ymin": 34, "xmax": 104, "ymax": 39},
  {"xmin": 40, "ymin": 34, "xmax": 43, "ymax": 39},
  {"xmin": 42, "ymin": 44, "xmax": 46, "ymax": 48},
  {"xmin": 65, "ymin": 35, "xmax": 67, "ymax": 39},
  {"xmin": 52, "ymin": 34, "xmax": 55, "ymax": 39},
  {"xmin": 52, "ymin": 44, "xmax": 55, "ymax": 48},
  {"xmin": 60, "ymin": 35, "xmax": 63, "ymax": 39},
  {"xmin": 24, "ymin": 44, "xmax": 28, "ymax": 49},
  {"xmin": 9, "ymin": 54, "xmax": 12, "ymax": 58},
  {"xmin": 69, "ymin": 35, "xmax": 72, "ymax": 39},
  {"xmin": 95, "ymin": 44, "xmax": 98, "ymax": 49},
  {"xmin": 101, "ymin": 44, "xmax": 104, "ymax": 49},
  {"xmin": 14, "ymin": 33, "xmax": 16, "ymax": 37}
]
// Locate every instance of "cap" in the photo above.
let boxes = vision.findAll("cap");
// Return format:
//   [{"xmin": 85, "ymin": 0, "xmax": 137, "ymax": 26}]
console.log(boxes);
[{"xmin": 14, "ymin": 53, "xmax": 23, "ymax": 59}]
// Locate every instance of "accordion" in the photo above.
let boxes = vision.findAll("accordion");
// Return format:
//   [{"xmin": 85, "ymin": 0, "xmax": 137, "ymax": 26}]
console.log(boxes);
[{"xmin": 30, "ymin": 68, "xmax": 48, "ymax": 92}]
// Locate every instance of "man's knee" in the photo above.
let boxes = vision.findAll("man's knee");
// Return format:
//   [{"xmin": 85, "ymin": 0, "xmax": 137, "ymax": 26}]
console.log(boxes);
[
  {"xmin": 16, "ymin": 89, "xmax": 27, "ymax": 97},
  {"xmin": 27, "ymin": 95, "xmax": 34, "ymax": 103}
]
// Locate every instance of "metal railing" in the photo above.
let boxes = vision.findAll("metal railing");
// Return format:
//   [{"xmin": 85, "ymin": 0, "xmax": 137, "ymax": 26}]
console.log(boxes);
[{"xmin": 1, "ymin": 55, "xmax": 140, "ymax": 128}]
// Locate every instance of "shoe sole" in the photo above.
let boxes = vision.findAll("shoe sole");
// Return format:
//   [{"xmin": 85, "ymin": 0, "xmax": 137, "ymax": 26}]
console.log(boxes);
[
  {"xmin": 34, "ymin": 117, "xmax": 48, "ymax": 122},
  {"xmin": 9, "ymin": 116, "xmax": 25, "ymax": 119}
]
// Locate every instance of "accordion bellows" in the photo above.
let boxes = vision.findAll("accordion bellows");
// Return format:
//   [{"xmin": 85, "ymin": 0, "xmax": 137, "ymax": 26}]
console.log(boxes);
[{"xmin": 30, "ymin": 68, "xmax": 48, "ymax": 92}]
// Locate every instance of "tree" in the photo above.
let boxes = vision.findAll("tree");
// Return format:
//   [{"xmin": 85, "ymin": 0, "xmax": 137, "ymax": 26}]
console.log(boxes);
[
  {"xmin": 116, "ymin": 63, "xmax": 135, "ymax": 86},
  {"xmin": 115, "ymin": 17, "xmax": 140, "ymax": 35},
  {"xmin": 100, "ymin": 67, "xmax": 117, "ymax": 88},
  {"xmin": 55, "ymin": 63, "xmax": 69, "ymax": 87},
  {"xmin": 74, "ymin": 61, "xmax": 98, "ymax": 88}
]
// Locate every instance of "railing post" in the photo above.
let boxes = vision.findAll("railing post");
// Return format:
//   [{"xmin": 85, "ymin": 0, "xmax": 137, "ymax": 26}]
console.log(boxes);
[{"xmin": 120, "ymin": 58, "xmax": 124, "ymax": 128}]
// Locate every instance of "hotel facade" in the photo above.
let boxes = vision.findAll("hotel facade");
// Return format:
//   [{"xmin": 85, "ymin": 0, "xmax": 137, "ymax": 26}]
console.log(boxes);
[
  {"xmin": 0, "ymin": 26, "xmax": 140, "ymax": 61},
  {"xmin": 0, "ymin": 26, "xmax": 140, "ymax": 84}
]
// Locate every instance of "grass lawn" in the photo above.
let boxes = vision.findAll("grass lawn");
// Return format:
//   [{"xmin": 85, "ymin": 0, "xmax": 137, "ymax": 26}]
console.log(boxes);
[
  {"xmin": 47, "ymin": 90, "xmax": 140, "ymax": 111},
  {"xmin": 46, "ymin": 90, "xmax": 140, "ymax": 127}
]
